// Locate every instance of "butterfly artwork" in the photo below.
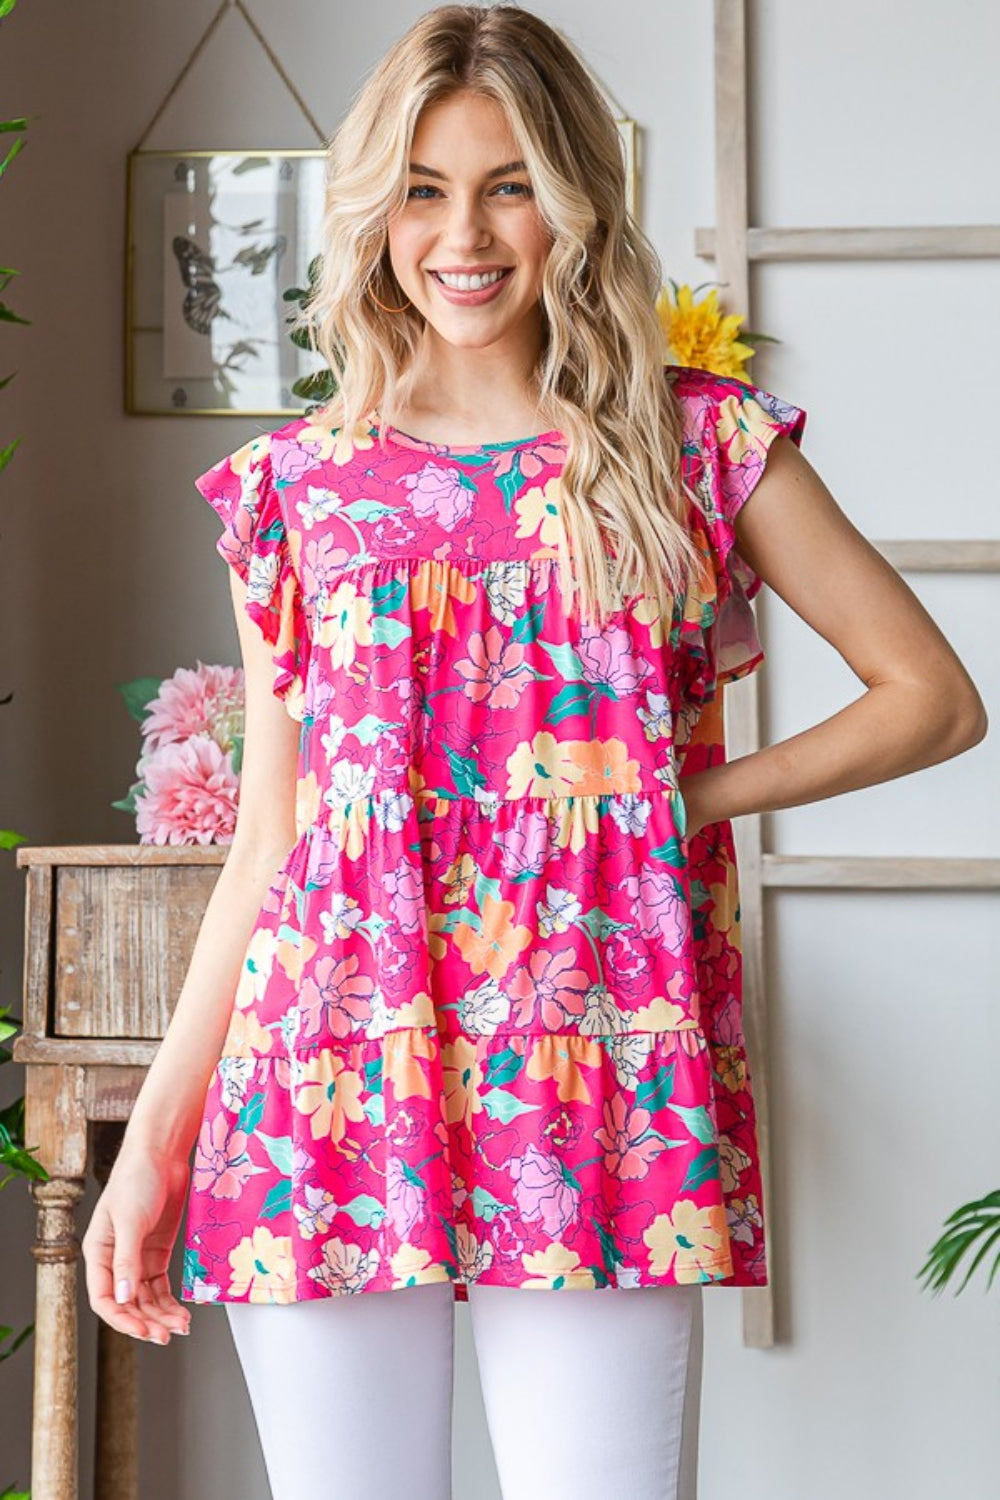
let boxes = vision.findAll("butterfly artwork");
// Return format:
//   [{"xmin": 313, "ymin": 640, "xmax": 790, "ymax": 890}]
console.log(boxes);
[
  {"xmin": 170, "ymin": 236, "xmax": 226, "ymax": 336},
  {"xmin": 129, "ymin": 150, "xmax": 326, "ymax": 413},
  {"xmin": 170, "ymin": 231, "xmax": 289, "ymax": 337}
]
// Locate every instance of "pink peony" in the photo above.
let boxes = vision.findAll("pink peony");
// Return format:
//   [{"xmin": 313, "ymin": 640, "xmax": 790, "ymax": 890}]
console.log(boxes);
[
  {"xmin": 135, "ymin": 734, "xmax": 240, "ymax": 845},
  {"xmin": 141, "ymin": 660, "xmax": 245, "ymax": 753}
]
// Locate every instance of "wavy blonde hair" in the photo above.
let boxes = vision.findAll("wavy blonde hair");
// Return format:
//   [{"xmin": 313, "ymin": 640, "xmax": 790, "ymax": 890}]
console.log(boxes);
[{"xmin": 303, "ymin": 2, "xmax": 704, "ymax": 627}]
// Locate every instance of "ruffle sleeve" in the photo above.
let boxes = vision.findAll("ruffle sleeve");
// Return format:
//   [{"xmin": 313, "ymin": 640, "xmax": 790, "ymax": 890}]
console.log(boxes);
[
  {"xmin": 195, "ymin": 434, "xmax": 309, "ymax": 722},
  {"xmin": 697, "ymin": 373, "xmax": 808, "ymax": 686}
]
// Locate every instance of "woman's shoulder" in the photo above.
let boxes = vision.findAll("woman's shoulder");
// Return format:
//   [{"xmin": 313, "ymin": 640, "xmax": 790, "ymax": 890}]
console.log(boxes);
[
  {"xmin": 665, "ymin": 361, "xmax": 805, "ymax": 436},
  {"xmin": 263, "ymin": 409, "xmax": 379, "ymax": 484},
  {"xmin": 666, "ymin": 361, "xmax": 762, "ymax": 413}
]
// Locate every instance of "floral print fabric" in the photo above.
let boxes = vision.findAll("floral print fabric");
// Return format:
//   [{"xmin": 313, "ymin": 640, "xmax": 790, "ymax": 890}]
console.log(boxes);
[{"xmin": 181, "ymin": 363, "xmax": 807, "ymax": 1304}]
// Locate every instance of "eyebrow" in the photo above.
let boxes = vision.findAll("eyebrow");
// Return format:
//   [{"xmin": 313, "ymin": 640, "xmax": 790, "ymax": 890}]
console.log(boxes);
[{"xmin": 407, "ymin": 159, "xmax": 528, "ymax": 181}]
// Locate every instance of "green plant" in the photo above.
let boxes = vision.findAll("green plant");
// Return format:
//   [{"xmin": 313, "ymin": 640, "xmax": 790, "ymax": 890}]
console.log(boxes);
[
  {"xmin": 283, "ymin": 254, "xmax": 338, "ymax": 407},
  {"xmin": 109, "ymin": 674, "xmax": 169, "ymax": 817},
  {"xmin": 918, "ymin": 1190, "xmax": 1000, "ymax": 1296}
]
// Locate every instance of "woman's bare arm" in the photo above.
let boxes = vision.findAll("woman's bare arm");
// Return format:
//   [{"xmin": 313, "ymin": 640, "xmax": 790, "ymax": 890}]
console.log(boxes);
[
  {"xmin": 81, "ymin": 566, "xmax": 301, "ymax": 1342},
  {"xmin": 680, "ymin": 435, "xmax": 989, "ymax": 834}
]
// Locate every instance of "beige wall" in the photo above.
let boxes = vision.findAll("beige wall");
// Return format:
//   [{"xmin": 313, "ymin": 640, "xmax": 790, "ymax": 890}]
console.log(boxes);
[{"xmin": 1, "ymin": 2, "xmax": 997, "ymax": 1496}]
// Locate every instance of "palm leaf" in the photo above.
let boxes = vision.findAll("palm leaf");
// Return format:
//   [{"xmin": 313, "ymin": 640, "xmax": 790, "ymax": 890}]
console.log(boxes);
[{"xmin": 917, "ymin": 1190, "xmax": 1000, "ymax": 1295}]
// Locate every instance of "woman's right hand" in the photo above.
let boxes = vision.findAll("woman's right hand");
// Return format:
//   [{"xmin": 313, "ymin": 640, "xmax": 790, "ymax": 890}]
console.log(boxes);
[{"xmin": 81, "ymin": 1143, "xmax": 194, "ymax": 1344}]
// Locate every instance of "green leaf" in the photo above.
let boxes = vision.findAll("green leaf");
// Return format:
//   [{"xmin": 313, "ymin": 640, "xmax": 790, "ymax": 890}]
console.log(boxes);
[
  {"xmin": 634, "ymin": 1061, "xmax": 676, "ymax": 1113},
  {"xmin": 0, "ymin": 829, "xmax": 27, "ymax": 849},
  {"xmin": 0, "ymin": 300, "xmax": 28, "ymax": 326},
  {"xmin": 445, "ymin": 744, "xmax": 486, "ymax": 798},
  {"xmin": 665, "ymin": 1102, "xmax": 716, "ymax": 1144},
  {"xmin": 953, "ymin": 1222, "xmax": 1000, "ymax": 1295},
  {"xmin": 649, "ymin": 836, "xmax": 685, "ymax": 867},
  {"xmin": 482, "ymin": 1045, "xmax": 524, "ymax": 1087},
  {"xmin": 479, "ymin": 1086, "xmax": 538, "ymax": 1124},
  {"xmin": 236, "ymin": 1092, "xmax": 266, "ymax": 1136},
  {"xmin": 510, "ymin": 600, "xmax": 545, "ymax": 645},
  {"xmin": 116, "ymin": 675, "xmax": 163, "ymax": 721},
  {"xmin": 259, "ymin": 1179, "xmax": 292, "ymax": 1219},
  {"xmin": 681, "ymin": 1146, "xmax": 720, "ymax": 1193},
  {"xmin": 339, "ymin": 1193, "xmax": 387, "ymax": 1228},
  {"xmin": 544, "ymin": 680, "xmax": 595, "ymax": 725},
  {"xmin": 0, "ymin": 1320, "xmax": 33, "ymax": 1363},
  {"xmin": 0, "ymin": 436, "xmax": 21, "ymax": 470},
  {"xmin": 0, "ymin": 1092, "xmax": 25, "ymax": 1129},
  {"xmin": 110, "ymin": 781, "xmax": 143, "ymax": 816},
  {"xmin": 230, "ymin": 732, "xmax": 244, "ymax": 776},
  {"xmin": 469, "ymin": 1185, "xmax": 509, "ymax": 1223},
  {"xmin": 576, "ymin": 906, "xmax": 630, "ymax": 942},
  {"xmin": 537, "ymin": 639, "xmax": 587, "ymax": 681},
  {"xmin": 255, "ymin": 1131, "xmax": 293, "ymax": 1176},
  {"xmin": 291, "ymin": 369, "xmax": 336, "ymax": 402},
  {"xmin": 917, "ymin": 1191, "xmax": 1000, "ymax": 1295},
  {"xmin": 0, "ymin": 1141, "xmax": 49, "ymax": 1183}
]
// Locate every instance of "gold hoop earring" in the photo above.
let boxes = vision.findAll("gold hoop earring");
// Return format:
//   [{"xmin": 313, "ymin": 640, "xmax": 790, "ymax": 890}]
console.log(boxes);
[{"xmin": 366, "ymin": 281, "xmax": 412, "ymax": 314}]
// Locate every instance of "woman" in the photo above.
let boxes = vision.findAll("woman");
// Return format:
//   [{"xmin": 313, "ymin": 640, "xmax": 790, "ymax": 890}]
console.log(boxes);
[{"xmin": 82, "ymin": 6, "xmax": 987, "ymax": 1498}]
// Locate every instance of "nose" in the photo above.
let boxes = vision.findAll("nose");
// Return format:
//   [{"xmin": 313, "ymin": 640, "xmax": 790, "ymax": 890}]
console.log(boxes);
[{"xmin": 441, "ymin": 190, "xmax": 492, "ymax": 252}]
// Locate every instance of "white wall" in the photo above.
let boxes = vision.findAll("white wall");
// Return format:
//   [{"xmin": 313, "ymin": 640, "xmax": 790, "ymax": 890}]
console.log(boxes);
[{"xmin": 1, "ymin": 2, "xmax": 997, "ymax": 1496}]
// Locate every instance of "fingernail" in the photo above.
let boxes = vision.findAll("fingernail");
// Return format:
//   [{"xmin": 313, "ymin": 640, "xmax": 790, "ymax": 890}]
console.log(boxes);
[{"xmin": 115, "ymin": 1279, "xmax": 132, "ymax": 1304}]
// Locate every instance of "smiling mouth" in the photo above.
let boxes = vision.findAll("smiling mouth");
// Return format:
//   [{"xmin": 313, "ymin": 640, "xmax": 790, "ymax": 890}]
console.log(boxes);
[{"xmin": 429, "ymin": 267, "xmax": 514, "ymax": 291}]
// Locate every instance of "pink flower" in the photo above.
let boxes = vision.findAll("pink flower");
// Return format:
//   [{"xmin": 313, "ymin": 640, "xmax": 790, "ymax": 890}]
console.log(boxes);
[
  {"xmin": 193, "ymin": 1114, "xmax": 254, "ymax": 1199},
  {"xmin": 142, "ymin": 661, "xmax": 245, "ymax": 753},
  {"xmin": 453, "ymin": 626, "xmax": 534, "ymax": 709},
  {"xmin": 403, "ymin": 461, "xmax": 475, "ymax": 530},
  {"xmin": 509, "ymin": 1144, "xmax": 578, "ymax": 1236},
  {"xmin": 577, "ymin": 625, "xmax": 654, "ymax": 695},
  {"xmin": 385, "ymin": 1156, "xmax": 426, "ymax": 1240},
  {"xmin": 135, "ymin": 735, "xmax": 240, "ymax": 845}
]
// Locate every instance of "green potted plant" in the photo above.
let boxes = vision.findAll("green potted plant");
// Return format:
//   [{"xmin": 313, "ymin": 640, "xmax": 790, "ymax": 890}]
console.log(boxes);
[{"xmin": 919, "ymin": 1192, "xmax": 1000, "ymax": 1296}]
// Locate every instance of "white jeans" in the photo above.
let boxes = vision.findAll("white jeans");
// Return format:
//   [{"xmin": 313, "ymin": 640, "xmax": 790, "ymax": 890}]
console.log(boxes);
[{"xmin": 225, "ymin": 1280, "xmax": 703, "ymax": 1500}]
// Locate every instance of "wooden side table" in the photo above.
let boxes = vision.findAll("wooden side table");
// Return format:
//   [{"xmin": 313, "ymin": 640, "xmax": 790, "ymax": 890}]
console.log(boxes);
[{"xmin": 12, "ymin": 843, "xmax": 228, "ymax": 1500}]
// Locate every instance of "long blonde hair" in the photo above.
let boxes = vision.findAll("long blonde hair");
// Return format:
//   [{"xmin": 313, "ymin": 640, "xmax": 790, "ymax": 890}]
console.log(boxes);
[{"xmin": 303, "ymin": 2, "xmax": 703, "ymax": 628}]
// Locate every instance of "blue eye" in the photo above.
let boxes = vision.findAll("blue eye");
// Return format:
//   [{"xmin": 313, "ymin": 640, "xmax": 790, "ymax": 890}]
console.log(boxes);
[{"xmin": 405, "ymin": 182, "xmax": 533, "ymax": 200}]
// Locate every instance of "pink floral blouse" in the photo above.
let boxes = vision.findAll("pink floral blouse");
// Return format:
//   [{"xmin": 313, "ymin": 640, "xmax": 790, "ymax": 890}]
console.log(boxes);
[{"xmin": 181, "ymin": 364, "xmax": 807, "ymax": 1304}]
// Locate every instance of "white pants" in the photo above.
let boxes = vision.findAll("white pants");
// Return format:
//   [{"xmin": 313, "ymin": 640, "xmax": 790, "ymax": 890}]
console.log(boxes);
[{"xmin": 225, "ymin": 1280, "xmax": 703, "ymax": 1500}]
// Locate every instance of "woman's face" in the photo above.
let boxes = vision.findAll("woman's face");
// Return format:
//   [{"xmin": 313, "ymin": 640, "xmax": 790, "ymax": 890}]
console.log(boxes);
[{"xmin": 386, "ymin": 90, "xmax": 552, "ymax": 358}]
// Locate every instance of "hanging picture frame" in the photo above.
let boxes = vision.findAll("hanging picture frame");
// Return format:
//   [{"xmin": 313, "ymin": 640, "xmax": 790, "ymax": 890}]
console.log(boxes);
[
  {"xmin": 124, "ymin": 148, "xmax": 327, "ymax": 417},
  {"xmin": 616, "ymin": 118, "xmax": 639, "ymax": 221}
]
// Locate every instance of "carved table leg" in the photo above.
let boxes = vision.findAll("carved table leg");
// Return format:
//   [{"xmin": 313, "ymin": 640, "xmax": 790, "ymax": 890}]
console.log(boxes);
[
  {"xmin": 93, "ymin": 1122, "xmax": 138, "ymax": 1500},
  {"xmin": 29, "ymin": 1175, "xmax": 86, "ymax": 1500}
]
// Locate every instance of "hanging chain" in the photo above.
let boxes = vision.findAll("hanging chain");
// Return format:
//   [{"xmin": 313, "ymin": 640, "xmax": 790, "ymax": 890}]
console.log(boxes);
[{"xmin": 132, "ymin": 0, "xmax": 326, "ymax": 152}]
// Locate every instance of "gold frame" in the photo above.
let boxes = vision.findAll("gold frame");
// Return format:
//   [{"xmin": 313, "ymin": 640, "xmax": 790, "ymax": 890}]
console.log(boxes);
[{"xmin": 616, "ymin": 118, "xmax": 639, "ymax": 222}]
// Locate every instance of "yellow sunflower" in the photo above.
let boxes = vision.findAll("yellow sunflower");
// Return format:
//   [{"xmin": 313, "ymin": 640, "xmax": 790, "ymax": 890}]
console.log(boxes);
[{"xmin": 656, "ymin": 281, "xmax": 757, "ymax": 380}]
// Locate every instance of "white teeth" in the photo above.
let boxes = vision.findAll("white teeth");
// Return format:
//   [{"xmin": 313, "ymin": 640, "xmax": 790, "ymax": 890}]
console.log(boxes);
[{"xmin": 435, "ymin": 268, "xmax": 508, "ymax": 291}]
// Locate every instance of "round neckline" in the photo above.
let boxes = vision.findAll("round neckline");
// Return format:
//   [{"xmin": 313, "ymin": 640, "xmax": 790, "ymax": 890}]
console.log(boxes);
[{"xmin": 367, "ymin": 414, "xmax": 564, "ymax": 455}]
